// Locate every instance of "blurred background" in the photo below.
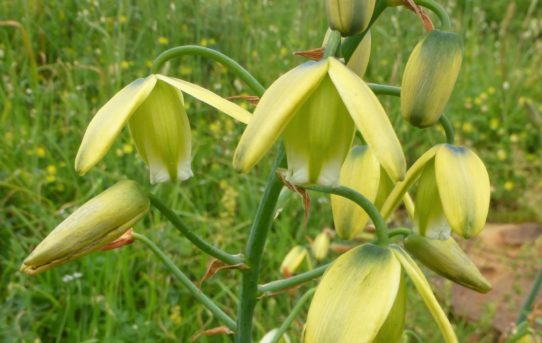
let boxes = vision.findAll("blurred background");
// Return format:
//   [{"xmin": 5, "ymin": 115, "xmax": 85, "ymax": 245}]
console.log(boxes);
[{"xmin": 1, "ymin": 0, "xmax": 541, "ymax": 341}]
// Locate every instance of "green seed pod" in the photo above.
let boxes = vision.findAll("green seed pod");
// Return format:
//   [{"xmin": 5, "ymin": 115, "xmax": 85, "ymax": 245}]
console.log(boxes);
[
  {"xmin": 21, "ymin": 180, "xmax": 149, "ymax": 275},
  {"xmin": 304, "ymin": 244, "xmax": 403, "ymax": 342},
  {"xmin": 404, "ymin": 234, "xmax": 491, "ymax": 293},
  {"xmin": 401, "ymin": 30, "xmax": 463, "ymax": 128},
  {"xmin": 325, "ymin": 0, "xmax": 376, "ymax": 36}
]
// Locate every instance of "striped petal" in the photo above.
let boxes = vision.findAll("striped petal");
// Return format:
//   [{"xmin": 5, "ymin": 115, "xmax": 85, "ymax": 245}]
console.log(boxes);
[
  {"xmin": 75, "ymin": 75, "xmax": 157, "ymax": 175},
  {"xmin": 435, "ymin": 144, "xmax": 490, "ymax": 238},
  {"xmin": 391, "ymin": 245, "xmax": 458, "ymax": 343},
  {"xmin": 128, "ymin": 80, "xmax": 192, "ymax": 183},
  {"xmin": 328, "ymin": 57, "xmax": 406, "ymax": 181},
  {"xmin": 233, "ymin": 60, "xmax": 329, "ymax": 172},
  {"xmin": 282, "ymin": 76, "xmax": 355, "ymax": 185},
  {"xmin": 414, "ymin": 161, "xmax": 451, "ymax": 239},
  {"xmin": 331, "ymin": 146, "xmax": 380, "ymax": 239},
  {"xmin": 305, "ymin": 244, "xmax": 401, "ymax": 343},
  {"xmin": 157, "ymin": 75, "xmax": 252, "ymax": 124}
]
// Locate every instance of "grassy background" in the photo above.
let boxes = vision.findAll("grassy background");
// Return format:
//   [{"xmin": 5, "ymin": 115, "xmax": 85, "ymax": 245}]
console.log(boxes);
[{"xmin": 1, "ymin": 0, "xmax": 541, "ymax": 341}]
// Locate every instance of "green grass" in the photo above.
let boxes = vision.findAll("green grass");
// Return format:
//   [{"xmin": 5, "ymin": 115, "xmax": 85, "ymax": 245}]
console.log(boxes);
[{"xmin": 1, "ymin": 0, "xmax": 541, "ymax": 341}]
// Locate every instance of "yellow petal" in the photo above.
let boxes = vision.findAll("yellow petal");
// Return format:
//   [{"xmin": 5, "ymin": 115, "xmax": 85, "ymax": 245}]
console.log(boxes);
[
  {"xmin": 128, "ymin": 80, "xmax": 192, "ymax": 183},
  {"xmin": 234, "ymin": 60, "xmax": 329, "ymax": 172},
  {"xmin": 331, "ymin": 146, "xmax": 380, "ymax": 239},
  {"xmin": 401, "ymin": 30, "xmax": 463, "ymax": 127},
  {"xmin": 380, "ymin": 145, "xmax": 441, "ymax": 220},
  {"xmin": 414, "ymin": 161, "xmax": 451, "ymax": 239},
  {"xmin": 346, "ymin": 31, "xmax": 371, "ymax": 78},
  {"xmin": 373, "ymin": 271, "xmax": 406, "ymax": 343},
  {"xmin": 435, "ymin": 145, "xmax": 490, "ymax": 238},
  {"xmin": 280, "ymin": 246, "xmax": 308, "ymax": 276},
  {"xmin": 305, "ymin": 244, "xmax": 401, "ymax": 343},
  {"xmin": 157, "ymin": 75, "xmax": 252, "ymax": 124},
  {"xmin": 391, "ymin": 245, "xmax": 458, "ymax": 343},
  {"xmin": 282, "ymin": 76, "xmax": 355, "ymax": 185},
  {"xmin": 404, "ymin": 234, "xmax": 492, "ymax": 293},
  {"xmin": 325, "ymin": 0, "xmax": 376, "ymax": 36},
  {"xmin": 21, "ymin": 180, "xmax": 149, "ymax": 275},
  {"xmin": 75, "ymin": 75, "xmax": 157, "ymax": 175},
  {"xmin": 328, "ymin": 57, "xmax": 406, "ymax": 181}
]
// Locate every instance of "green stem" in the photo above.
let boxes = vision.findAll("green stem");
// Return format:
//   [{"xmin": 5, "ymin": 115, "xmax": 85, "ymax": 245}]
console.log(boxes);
[
  {"xmin": 415, "ymin": 0, "xmax": 452, "ymax": 31},
  {"xmin": 149, "ymin": 194, "xmax": 244, "ymax": 266},
  {"xmin": 389, "ymin": 227, "xmax": 413, "ymax": 238},
  {"xmin": 516, "ymin": 268, "xmax": 542, "ymax": 324},
  {"xmin": 342, "ymin": 0, "xmax": 388, "ymax": 62},
  {"xmin": 269, "ymin": 288, "xmax": 316, "ymax": 343},
  {"xmin": 323, "ymin": 30, "xmax": 341, "ymax": 58},
  {"xmin": 303, "ymin": 184, "xmax": 389, "ymax": 245},
  {"xmin": 438, "ymin": 115, "xmax": 455, "ymax": 145},
  {"xmin": 236, "ymin": 147, "xmax": 287, "ymax": 343},
  {"xmin": 366, "ymin": 83, "xmax": 455, "ymax": 144},
  {"xmin": 151, "ymin": 45, "xmax": 266, "ymax": 96},
  {"xmin": 133, "ymin": 233, "xmax": 237, "ymax": 331},
  {"xmin": 368, "ymin": 83, "xmax": 400, "ymax": 96},
  {"xmin": 259, "ymin": 264, "xmax": 330, "ymax": 294}
]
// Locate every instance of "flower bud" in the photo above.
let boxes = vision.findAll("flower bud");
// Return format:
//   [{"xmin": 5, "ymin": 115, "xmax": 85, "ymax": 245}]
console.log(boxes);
[
  {"xmin": 404, "ymin": 234, "xmax": 491, "ymax": 293},
  {"xmin": 331, "ymin": 146, "xmax": 380, "ymax": 239},
  {"xmin": 311, "ymin": 231, "xmax": 331, "ymax": 261},
  {"xmin": 304, "ymin": 244, "xmax": 403, "ymax": 342},
  {"xmin": 415, "ymin": 144, "xmax": 490, "ymax": 239},
  {"xmin": 21, "ymin": 180, "xmax": 149, "ymax": 275},
  {"xmin": 401, "ymin": 30, "xmax": 463, "ymax": 127},
  {"xmin": 325, "ymin": 0, "xmax": 376, "ymax": 36},
  {"xmin": 346, "ymin": 31, "xmax": 371, "ymax": 78},
  {"xmin": 280, "ymin": 246, "xmax": 308, "ymax": 277}
]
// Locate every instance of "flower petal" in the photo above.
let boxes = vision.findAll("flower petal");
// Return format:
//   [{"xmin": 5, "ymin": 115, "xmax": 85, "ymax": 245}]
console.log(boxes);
[
  {"xmin": 129, "ymin": 80, "xmax": 192, "ymax": 183},
  {"xmin": 75, "ymin": 76, "xmax": 157, "ymax": 175},
  {"xmin": 305, "ymin": 244, "xmax": 401, "ymax": 343},
  {"xmin": 331, "ymin": 146, "xmax": 380, "ymax": 239},
  {"xmin": 435, "ymin": 145, "xmax": 490, "ymax": 238},
  {"xmin": 233, "ymin": 60, "xmax": 329, "ymax": 172},
  {"xmin": 414, "ymin": 160, "xmax": 451, "ymax": 239},
  {"xmin": 391, "ymin": 245, "xmax": 458, "ymax": 343},
  {"xmin": 328, "ymin": 57, "xmax": 406, "ymax": 181},
  {"xmin": 157, "ymin": 75, "xmax": 252, "ymax": 124},
  {"xmin": 282, "ymin": 76, "xmax": 355, "ymax": 185}
]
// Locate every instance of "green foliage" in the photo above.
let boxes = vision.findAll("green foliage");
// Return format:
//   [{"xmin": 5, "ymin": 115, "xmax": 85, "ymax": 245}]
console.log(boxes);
[{"xmin": 1, "ymin": 0, "xmax": 540, "ymax": 341}]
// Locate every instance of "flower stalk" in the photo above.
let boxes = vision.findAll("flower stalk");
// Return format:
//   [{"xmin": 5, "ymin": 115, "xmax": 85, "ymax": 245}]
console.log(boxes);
[{"xmin": 133, "ymin": 233, "xmax": 237, "ymax": 331}]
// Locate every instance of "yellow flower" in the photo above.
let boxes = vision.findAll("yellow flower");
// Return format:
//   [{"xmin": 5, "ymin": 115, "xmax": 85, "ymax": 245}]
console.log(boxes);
[
  {"xmin": 233, "ymin": 57, "xmax": 405, "ymax": 186},
  {"xmin": 280, "ymin": 246, "xmax": 307, "ymax": 276},
  {"xmin": 21, "ymin": 180, "xmax": 149, "ymax": 275},
  {"xmin": 401, "ymin": 30, "xmax": 463, "ymax": 128},
  {"xmin": 404, "ymin": 234, "xmax": 491, "ymax": 293},
  {"xmin": 325, "ymin": 0, "xmax": 376, "ymax": 36},
  {"xmin": 414, "ymin": 144, "xmax": 490, "ymax": 239},
  {"xmin": 157, "ymin": 36, "xmax": 169, "ymax": 45},
  {"xmin": 75, "ymin": 74, "xmax": 251, "ymax": 183}
]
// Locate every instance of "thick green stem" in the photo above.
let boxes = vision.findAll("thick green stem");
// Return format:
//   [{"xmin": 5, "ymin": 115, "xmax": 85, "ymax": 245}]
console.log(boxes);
[
  {"xmin": 389, "ymin": 227, "xmax": 413, "ymax": 238},
  {"xmin": 368, "ymin": 83, "xmax": 400, "ymax": 96},
  {"xmin": 259, "ymin": 264, "xmax": 330, "ymax": 294},
  {"xmin": 133, "ymin": 233, "xmax": 237, "ymax": 331},
  {"xmin": 438, "ymin": 115, "xmax": 455, "ymax": 144},
  {"xmin": 236, "ymin": 147, "xmax": 287, "ymax": 343},
  {"xmin": 342, "ymin": 0, "xmax": 388, "ymax": 62},
  {"xmin": 516, "ymin": 268, "xmax": 542, "ymax": 324},
  {"xmin": 366, "ymin": 83, "xmax": 455, "ymax": 144},
  {"xmin": 415, "ymin": 0, "xmax": 452, "ymax": 31},
  {"xmin": 151, "ymin": 45, "xmax": 266, "ymax": 96},
  {"xmin": 303, "ymin": 185, "xmax": 389, "ymax": 245},
  {"xmin": 323, "ymin": 30, "xmax": 341, "ymax": 58},
  {"xmin": 268, "ymin": 288, "xmax": 316, "ymax": 343},
  {"xmin": 149, "ymin": 194, "xmax": 244, "ymax": 266}
]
